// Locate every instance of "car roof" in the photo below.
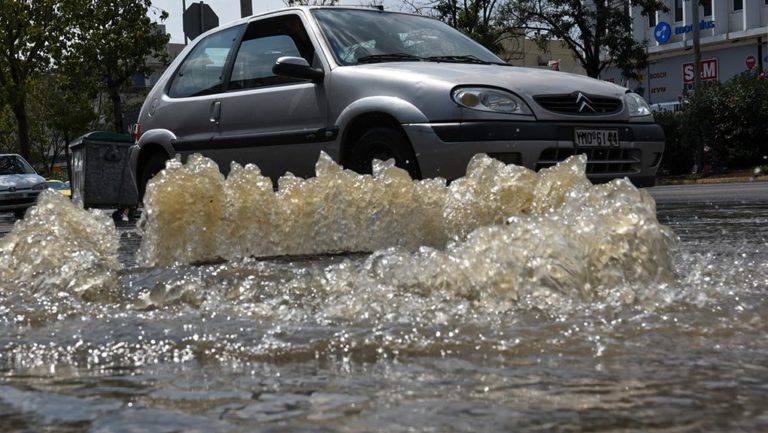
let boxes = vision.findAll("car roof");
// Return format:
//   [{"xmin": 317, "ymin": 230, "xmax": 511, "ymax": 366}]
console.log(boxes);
[{"xmin": 213, "ymin": 6, "xmax": 417, "ymax": 33}]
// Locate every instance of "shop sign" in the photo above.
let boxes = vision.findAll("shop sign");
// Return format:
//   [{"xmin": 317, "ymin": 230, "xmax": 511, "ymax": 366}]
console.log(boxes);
[
  {"xmin": 683, "ymin": 59, "xmax": 718, "ymax": 84},
  {"xmin": 654, "ymin": 22, "xmax": 672, "ymax": 44},
  {"xmin": 674, "ymin": 20, "xmax": 715, "ymax": 35}
]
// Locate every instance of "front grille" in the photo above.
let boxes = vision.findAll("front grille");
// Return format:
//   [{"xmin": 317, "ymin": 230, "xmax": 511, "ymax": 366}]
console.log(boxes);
[
  {"xmin": 0, "ymin": 196, "xmax": 37, "ymax": 206},
  {"xmin": 534, "ymin": 93, "xmax": 622, "ymax": 115},
  {"xmin": 536, "ymin": 148, "xmax": 641, "ymax": 176}
]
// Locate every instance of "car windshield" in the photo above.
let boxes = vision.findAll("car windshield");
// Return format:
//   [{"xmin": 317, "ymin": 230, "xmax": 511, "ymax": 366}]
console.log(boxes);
[
  {"xmin": 0, "ymin": 155, "xmax": 35, "ymax": 175},
  {"xmin": 47, "ymin": 180, "xmax": 66, "ymax": 190},
  {"xmin": 312, "ymin": 9, "xmax": 506, "ymax": 66}
]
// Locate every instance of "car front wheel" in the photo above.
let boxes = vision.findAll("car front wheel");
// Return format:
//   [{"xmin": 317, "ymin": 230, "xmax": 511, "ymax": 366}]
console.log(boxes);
[{"xmin": 347, "ymin": 127, "xmax": 420, "ymax": 179}]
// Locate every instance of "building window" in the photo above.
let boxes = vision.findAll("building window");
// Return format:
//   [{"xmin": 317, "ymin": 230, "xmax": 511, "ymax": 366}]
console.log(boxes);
[
  {"xmin": 675, "ymin": 0, "xmax": 683, "ymax": 22},
  {"xmin": 649, "ymin": 12, "xmax": 656, "ymax": 28},
  {"xmin": 733, "ymin": 0, "xmax": 743, "ymax": 11},
  {"xmin": 703, "ymin": 1, "xmax": 712, "ymax": 17}
]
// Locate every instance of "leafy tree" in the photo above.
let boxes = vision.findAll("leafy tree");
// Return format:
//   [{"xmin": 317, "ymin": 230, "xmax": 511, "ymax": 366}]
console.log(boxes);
[
  {"xmin": 0, "ymin": 0, "xmax": 73, "ymax": 160},
  {"xmin": 68, "ymin": 0, "xmax": 170, "ymax": 134},
  {"xmin": 433, "ymin": 0, "xmax": 506, "ymax": 54},
  {"xmin": 34, "ymin": 71, "xmax": 98, "ymax": 176},
  {"xmin": 500, "ymin": 0, "xmax": 666, "ymax": 79}
]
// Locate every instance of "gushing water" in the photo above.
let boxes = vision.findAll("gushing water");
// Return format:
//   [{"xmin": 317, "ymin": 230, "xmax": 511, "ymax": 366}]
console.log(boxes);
[
  {"xmin": 0, "ymin": 154, "xmax": 766, "ymax": 433},
  {"xmin": 137, "ymin": 152, "xmax": 674, "ymax": 301},
  {"xmin": 0, "ymin": 190, "xmax": 120, "ymax": 299}
]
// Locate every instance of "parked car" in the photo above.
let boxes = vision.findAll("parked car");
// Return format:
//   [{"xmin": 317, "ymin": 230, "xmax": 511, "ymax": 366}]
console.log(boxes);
[
  {"xmin": 46, "ymin": 179, "xmax": 72, "ymax": 197},
  {"xmin": 0, "ymin": 154, "xmax": 46, "ymax": 219},
  {"xmin": 130, "ymin": 6, "xmax": 664, "ymax": 199}
]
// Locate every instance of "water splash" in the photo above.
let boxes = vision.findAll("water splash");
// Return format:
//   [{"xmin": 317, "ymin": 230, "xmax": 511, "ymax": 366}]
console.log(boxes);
[
  {"xmin": 0, "ymin": 190, "xmax": 121, "ymax": 299},
  {"xmin": 137, "ymin": 153, "xmax": 675, "ymax": 300}
]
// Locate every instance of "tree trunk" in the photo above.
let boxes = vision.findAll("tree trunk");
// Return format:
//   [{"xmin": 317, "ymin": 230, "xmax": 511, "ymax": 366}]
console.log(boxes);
[
  {"xmin": 11, "ymin": 97, "xmax": 31, "ymax": 161},
  {"xmin": 108, "ymin": 86, "xmax": 124, "ymax": 133},
  {"xmin": 585, "ymin": 61, "xmax": 601, "ymax": 79}
]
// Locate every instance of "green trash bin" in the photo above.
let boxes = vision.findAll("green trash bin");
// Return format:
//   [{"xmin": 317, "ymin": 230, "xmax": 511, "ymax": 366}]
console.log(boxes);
[{"xmin": 70, "ymin": 132, "xmax": 139, "ymax": 209}]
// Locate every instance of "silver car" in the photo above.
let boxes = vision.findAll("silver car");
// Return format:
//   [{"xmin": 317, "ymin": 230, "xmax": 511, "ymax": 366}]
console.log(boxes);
[
  {"xmin": 131, "ymin": 6, "xmax": 664, "ymax": 197},
  {"xmin": 0, "ymin": 154, "xmax": 46, "ymax": 219}
]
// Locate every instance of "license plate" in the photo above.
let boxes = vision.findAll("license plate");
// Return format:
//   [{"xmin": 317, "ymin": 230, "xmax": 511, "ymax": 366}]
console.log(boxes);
[{"xmin": 574, "ymin": 128, "xmax": 619, "ymax": 147}]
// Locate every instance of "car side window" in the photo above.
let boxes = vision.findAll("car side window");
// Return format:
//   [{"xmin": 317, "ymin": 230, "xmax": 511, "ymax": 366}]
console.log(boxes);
[
  {"xmin": 169, "ymin": 26, "xmax": 241, "ymax": 98},
  {"xmin": 228, "ymin": 15, "xmax": 315, "ymax": 91}
]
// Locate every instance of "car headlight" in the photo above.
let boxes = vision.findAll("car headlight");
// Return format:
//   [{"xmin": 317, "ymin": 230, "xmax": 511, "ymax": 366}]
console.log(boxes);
[
  {"xmin": 625, "ymin": 92, "xmax": 652, "ymax": 117},
  {"xmin": 452, "ymin": 87, "xmax": 532, "ymax": 115},
  {"xmin": 32, "ymin": 182, "xmax": 46, "ymax": 190}
]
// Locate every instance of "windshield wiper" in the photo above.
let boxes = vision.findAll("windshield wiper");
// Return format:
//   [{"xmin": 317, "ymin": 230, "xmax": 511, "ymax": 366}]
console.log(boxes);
[
  {"xmin": 425, "ymin": 55, "xmax": 509, "ymax": 65},
  {"xmin": 356, "ymin": 53, "xmax": 423, "ymax": 64}
]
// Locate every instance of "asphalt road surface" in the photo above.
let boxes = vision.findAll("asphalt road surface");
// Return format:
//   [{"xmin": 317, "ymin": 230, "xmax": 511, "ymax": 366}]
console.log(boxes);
[{"xmin": 648, "ymin": 182, "xmax": 768, "ymax": 204}]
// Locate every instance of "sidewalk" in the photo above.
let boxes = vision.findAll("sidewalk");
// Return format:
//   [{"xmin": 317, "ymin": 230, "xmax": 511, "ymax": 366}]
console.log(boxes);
[{"xmin": 656, "ymin": 169, "xmax": 768, "ymax": 185}]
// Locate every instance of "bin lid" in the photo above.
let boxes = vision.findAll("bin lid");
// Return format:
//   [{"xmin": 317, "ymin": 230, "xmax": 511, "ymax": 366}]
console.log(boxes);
[{"xmin": 70, "ymin": 131, "xmax": 133, "ymax": 147}]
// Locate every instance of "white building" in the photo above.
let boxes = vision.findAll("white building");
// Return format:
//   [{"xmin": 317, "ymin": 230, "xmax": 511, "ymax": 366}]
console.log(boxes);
[{"xmin": 603, "ymin": 0, "xmax": 768, "ymax": 105}]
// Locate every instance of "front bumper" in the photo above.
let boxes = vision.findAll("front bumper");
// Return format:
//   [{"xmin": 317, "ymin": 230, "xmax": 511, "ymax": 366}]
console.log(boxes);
[
  {"xmin": 403, "ymin": 121, "xmax": 664, "ymax": 187},
  {"xmin": 0, "ymin": 191, "xmax": 41, "ymax": 212}
]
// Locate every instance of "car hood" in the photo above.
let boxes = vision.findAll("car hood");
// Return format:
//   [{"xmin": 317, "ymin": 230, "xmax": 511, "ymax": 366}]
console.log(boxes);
[
  {"xmin": 340, "ymin": 62, "xmax": 629, "ymax": 122},
  {"xmin": 356, "ymin": 62, "xmax": 626, "ymax": 96},
  {"xmin": 0, "ymin": 173, "xmax": 46, "ymax": 190}
]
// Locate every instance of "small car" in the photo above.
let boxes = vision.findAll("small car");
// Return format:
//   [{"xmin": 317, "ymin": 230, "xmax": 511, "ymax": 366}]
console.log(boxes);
[
  {"xmin": 130, "ymin": 6, "xmax": 664, "ymax": 199},
  {"xmin": 46, "ymin": 179, "xmax": 72, "ymax": 197},
  {"xmin": 0, "ymin": 154, "xmax": 46, "ymax": 219}
]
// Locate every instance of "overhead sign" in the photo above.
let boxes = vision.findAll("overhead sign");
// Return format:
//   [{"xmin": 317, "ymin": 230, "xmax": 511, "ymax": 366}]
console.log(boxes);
[
  {"xmin": 183, "ymin": 2, "xmax": 219, "ymax": 41},
  {"xmin": 654, "ymin": 22, "xmax": 671, "ymax": 44},
  {"xmin": 675, "ymin": 20, "xmax": 715, "ymax": 35},
  {"xmin": 655, "ymin": 20, "xmax": 715, "ymax": 44},
  {"xmin": 683, "ymin": 59, "xmax": 718, "ymax": 84}
]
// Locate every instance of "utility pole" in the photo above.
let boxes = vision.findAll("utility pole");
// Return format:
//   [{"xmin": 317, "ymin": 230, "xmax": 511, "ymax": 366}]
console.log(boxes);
[
  {"xmin": 690, "ymin": 0, "xmax": 703, "ymax": 174},
  {"xmin": 691, "ymin": 0, "xmax": 701, "ymax": 92},
  {"xmin": 182, "ymin": 0, "xmax": 188, "ymax": 45}
]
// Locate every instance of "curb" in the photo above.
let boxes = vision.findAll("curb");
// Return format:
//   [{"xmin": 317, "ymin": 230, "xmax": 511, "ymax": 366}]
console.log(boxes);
[{"xmin": 657, "ymin": 175, "xmax": 768, "ymax": 186}]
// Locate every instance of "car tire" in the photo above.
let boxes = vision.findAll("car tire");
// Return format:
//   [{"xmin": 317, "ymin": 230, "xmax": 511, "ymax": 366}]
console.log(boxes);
[
  {"xmin": 138, "ymin": 152, "xmax": 168, "ymax": 202},
  {"xmin": 347, "ymin": 127, "xmax": 420, "ymax": 179}
]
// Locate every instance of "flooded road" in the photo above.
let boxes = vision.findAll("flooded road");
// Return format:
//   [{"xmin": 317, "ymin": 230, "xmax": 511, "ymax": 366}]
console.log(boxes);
[{"xmin": 0, "ymin": 156, "xmax": 766, "ymax": 432}]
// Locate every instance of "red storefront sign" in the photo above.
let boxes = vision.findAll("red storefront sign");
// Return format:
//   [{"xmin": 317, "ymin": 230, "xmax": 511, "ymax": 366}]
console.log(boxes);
[{"xmin": 683, "ymin": 59, "xmax": 718, "ymax": 83}]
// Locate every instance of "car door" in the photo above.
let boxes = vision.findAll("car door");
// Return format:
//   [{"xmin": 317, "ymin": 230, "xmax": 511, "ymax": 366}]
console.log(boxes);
[
  {"xmin": 160, "ymin": 25, "xmax": 243, "ymax": 165},
  {"xmin": 214, "ymin": 13, "xmax": 332, "ymax": 180}
]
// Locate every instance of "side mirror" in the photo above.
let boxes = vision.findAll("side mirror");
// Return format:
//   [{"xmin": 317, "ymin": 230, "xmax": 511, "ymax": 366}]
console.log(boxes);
[{"xmin": 272, "ymin": 56, "xmax": 324, "ymax": 82}]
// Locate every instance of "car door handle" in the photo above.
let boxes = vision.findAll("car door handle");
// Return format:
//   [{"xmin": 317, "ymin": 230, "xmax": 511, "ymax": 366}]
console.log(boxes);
[{"xmin": 209, "ymin": 101, "xmax": 221, "ymax": 125}]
